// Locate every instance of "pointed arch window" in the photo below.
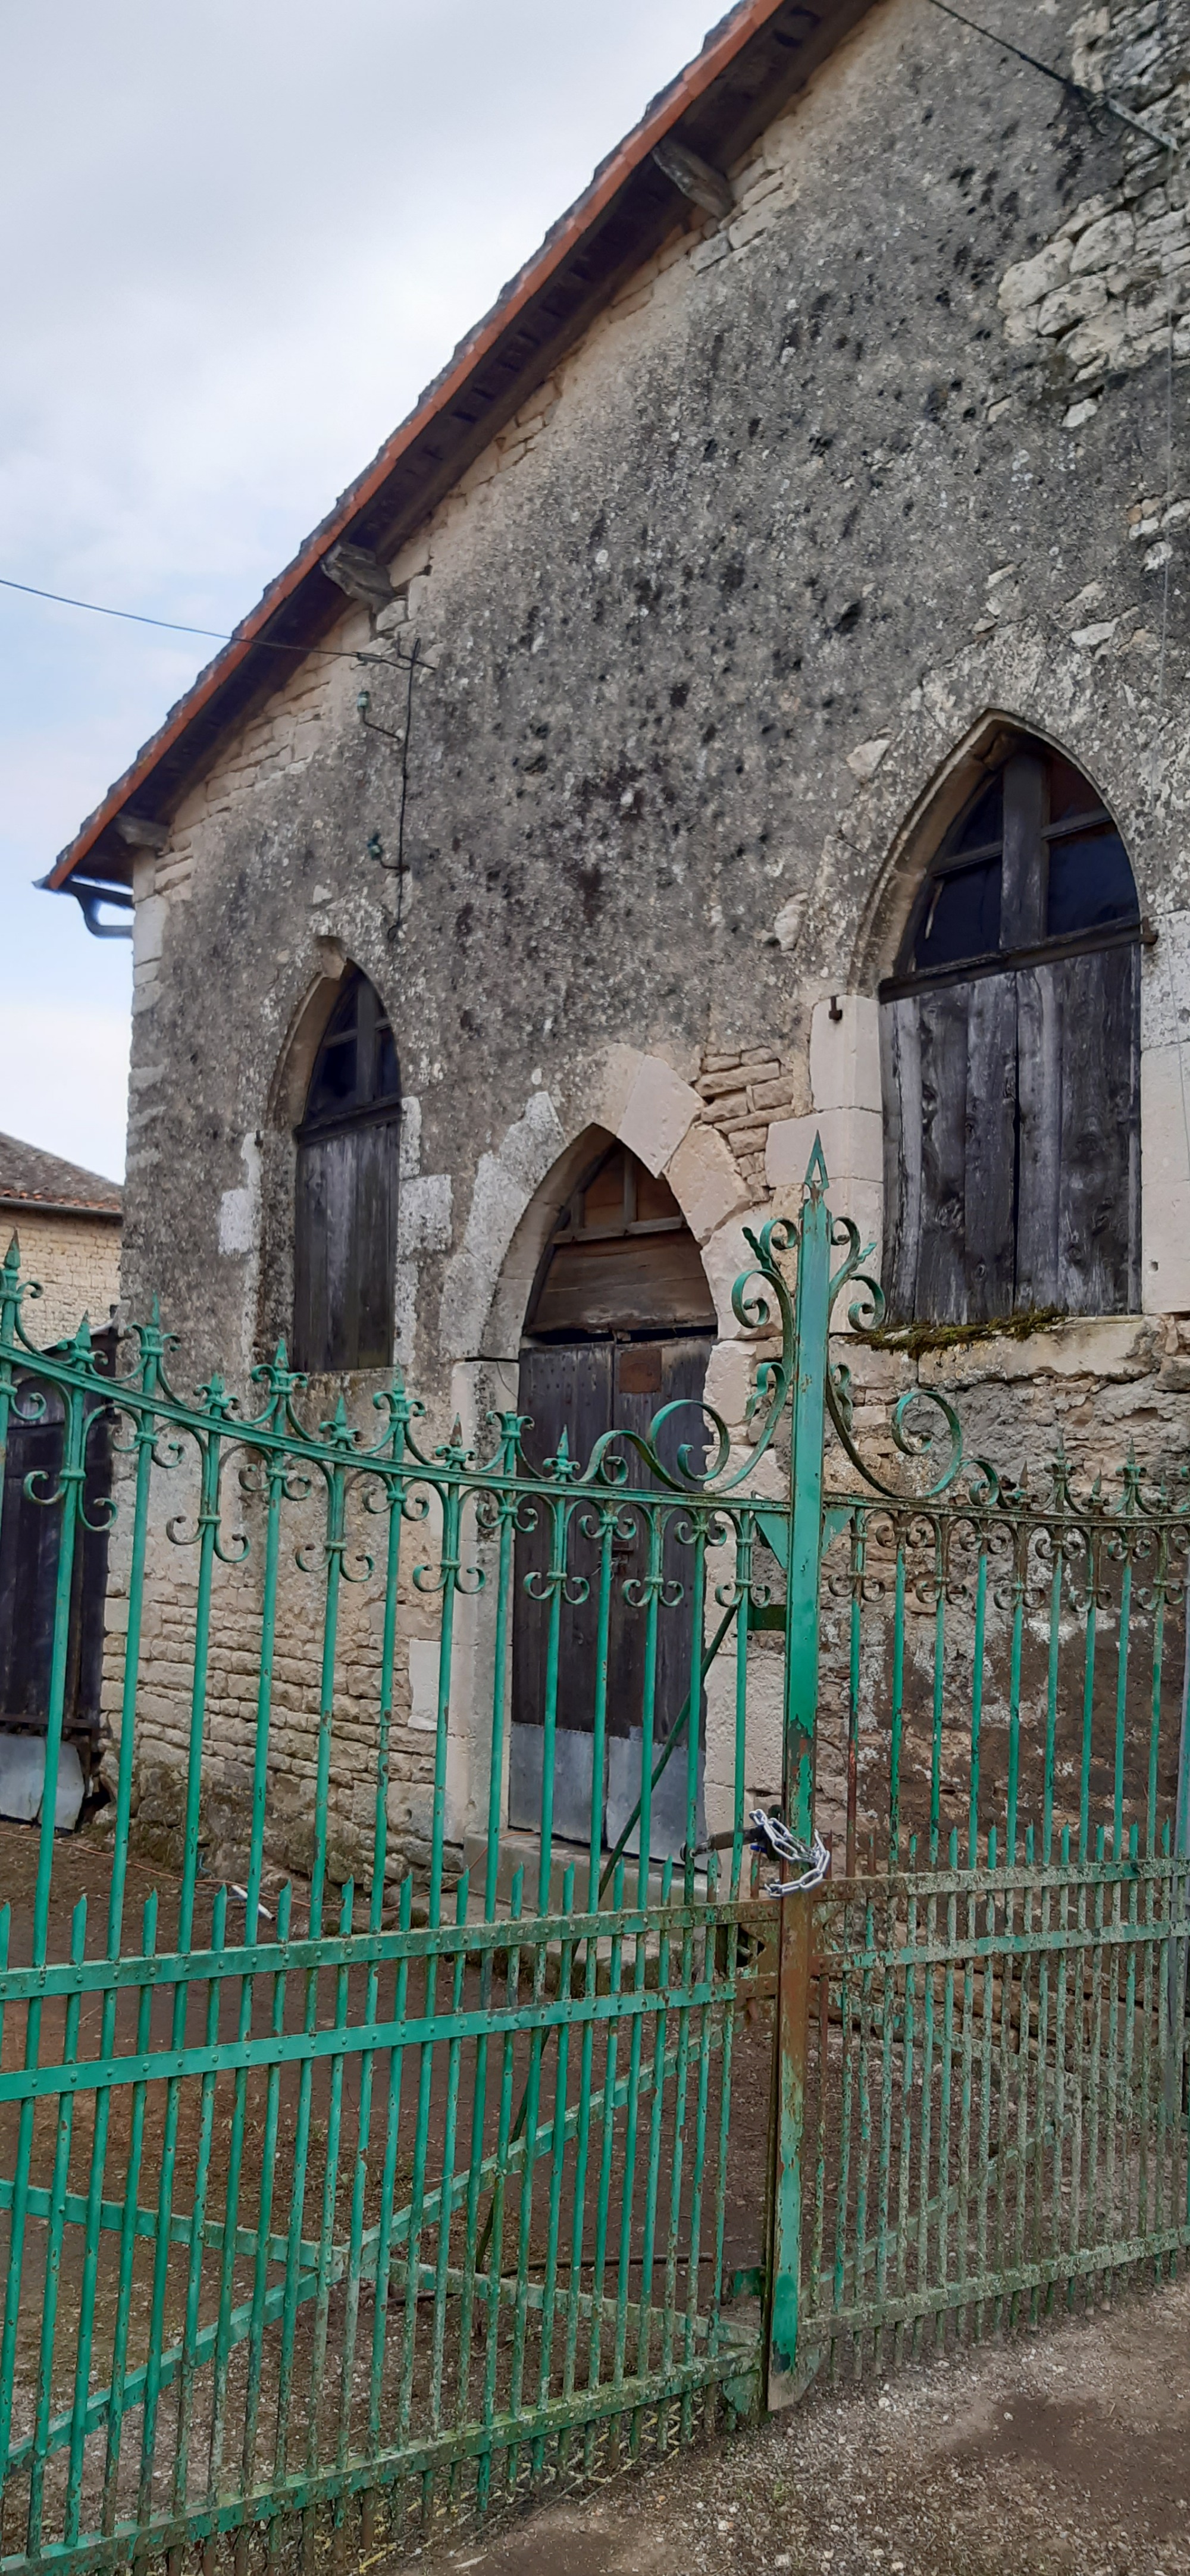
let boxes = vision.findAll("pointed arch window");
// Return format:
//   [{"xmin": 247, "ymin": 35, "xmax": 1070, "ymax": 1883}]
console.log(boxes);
[
  {"xmin": 880, "ymin": 738, "xmax": 1141, "ymax": 1324},
  {"xmin": 293, "ymin": 970, "xmax": 400, "ymax": 1371}
]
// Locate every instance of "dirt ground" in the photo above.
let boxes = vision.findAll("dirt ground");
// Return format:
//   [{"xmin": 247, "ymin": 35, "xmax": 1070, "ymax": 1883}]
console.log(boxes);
[{"xmin": 409, "ymin": 2277, "xmax": 1190, "ymax": 2576}]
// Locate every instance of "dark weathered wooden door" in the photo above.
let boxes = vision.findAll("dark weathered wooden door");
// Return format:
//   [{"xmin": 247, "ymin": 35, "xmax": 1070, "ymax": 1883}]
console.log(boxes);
[
  {"xmin": 0, "ymin": 1375, "xmax": 111, "ymax": 1759},
  {"xmin": 509, "ymin": 1334, "xmax": 712, "ymax": 1857}
]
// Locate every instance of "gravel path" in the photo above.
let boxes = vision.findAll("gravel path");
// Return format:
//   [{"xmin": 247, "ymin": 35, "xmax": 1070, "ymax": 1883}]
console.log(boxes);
[{"xmin": 408, "ymin": 2276, "xmax": 1190, "ymax": 2576}]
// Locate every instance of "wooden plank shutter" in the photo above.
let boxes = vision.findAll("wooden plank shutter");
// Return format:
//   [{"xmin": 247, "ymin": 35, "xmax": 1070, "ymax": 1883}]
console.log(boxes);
[
  {"xmin": 881, "ymin": 742, "xmax": 1140, "ymax": 1327},
  {"xmin": 1014, "ymin": 964, "xmax": 1063, "ymax": 1310},
  {"xmin": 883, "ymin": 981, "xmax": 1015, "ymax": 1328},
  {"xmin": 294, "ymin": 1123, "xmax": 398, "ymax": 1371},
  {"xmin": 881, "ymin": 997, "xmax": 923, "ymax": 1321},
  {"xmin": 353, "ymin": 1120, "xmax": 400, "ymax": 1369},
  {"xmin": 882, "ymin": 949, "xmax": 1139, "ymax": 1327},
  {"xmin": 1056, "ymin": 944, "xmax": 1140, "ymax": 1314},
  {"xmin": 964, "ymin": 972, "xmax": 1017, "ymax": 1318}
]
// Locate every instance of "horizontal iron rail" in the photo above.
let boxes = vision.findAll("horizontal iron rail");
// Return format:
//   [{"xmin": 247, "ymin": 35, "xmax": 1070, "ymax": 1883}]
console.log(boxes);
[
  {"xmin": 0, "ymin": 2342, "xmax": 762, "ymax": 2576},
  {"xmin": 805, "ymin": 2223, "xmax": 1190, "ymax": 2343},
  {"xmin": 816, "ymin": 1916, "xmax": 1190, "ymax": 1976},
  {"xmin": 0, "ymin": 1895, "xmax": 775, "ymax": 2005},
  {"xmin": 0, "ymin": 1971, "xmax": 737, "ymax": 2106},
  {"xmin": 1, "ymin": 2004, "xmax": 734, "ymax": 2479},
  {"xmin": 0, "ymin": 2003, "xmax": 728, "ymax": 2283},
  {"xmin": 819, "ymin": 1859, "xmax": 1188, "ymax": 1901},
  {"xmin": 5, "ymin": 2244, "xmax": 737, "ymax": 2482},
  {"xmin": 0, "ymin": 1337, "xmax": 781, "ymax": 1508}
]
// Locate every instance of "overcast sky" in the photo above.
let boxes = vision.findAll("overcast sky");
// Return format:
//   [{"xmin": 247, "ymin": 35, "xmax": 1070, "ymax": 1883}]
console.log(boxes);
[{"xmin": 0, "ymin": 0, "xmax": 721, "ymax": 1181}]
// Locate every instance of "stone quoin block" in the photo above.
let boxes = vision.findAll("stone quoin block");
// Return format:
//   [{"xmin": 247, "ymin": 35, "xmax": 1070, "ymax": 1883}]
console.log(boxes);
[
  {"xmin": 663, "ymin": 1121, "xmax": 751, "ymax": 1243},
  {"xmin": 616, "ymin": 1058, "xmax": 702, "ymax": 1177}
]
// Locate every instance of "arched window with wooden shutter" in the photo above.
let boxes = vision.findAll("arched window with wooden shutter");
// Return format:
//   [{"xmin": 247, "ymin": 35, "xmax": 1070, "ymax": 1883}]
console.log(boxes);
[
  {"xmin": 880, "ymin": 738, "xmax": 1141, "ymax": 1325},
  {"xmin": 293, "ymin": 970, "xmax": 400, "ymax": 1371}
]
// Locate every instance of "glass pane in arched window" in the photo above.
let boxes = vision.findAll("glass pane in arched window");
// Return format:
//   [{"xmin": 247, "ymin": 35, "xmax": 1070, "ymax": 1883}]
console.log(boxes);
[
  {"xmin": 915, "ymin": 858, "xmax": 1001, "ymax": 968},
  {"xmin": 1046, "ymin": 826, "xmax": 1139, "ymax": 939},
  {"xmin": 302, "ymin": 974, "xmax": 400, "ymax": 1133}
]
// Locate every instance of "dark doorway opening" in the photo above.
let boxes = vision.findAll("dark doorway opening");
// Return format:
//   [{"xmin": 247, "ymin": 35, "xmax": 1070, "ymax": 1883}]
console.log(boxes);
[
  {"xmin": 0, "ymin": 1340, "xmax": 114, "ymax": 1800},
  {"xmin": 509, "ymin": 1140, "xmax": 716, "ymax": 1859}
]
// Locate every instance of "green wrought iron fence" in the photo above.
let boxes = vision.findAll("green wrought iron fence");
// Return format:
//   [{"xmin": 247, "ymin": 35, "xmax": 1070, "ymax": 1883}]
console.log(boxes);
[
  {"xmin": 1, "ymin": 1152, "xmax": 1189, "ymax": 2571},
  {"xmin": 797, "ymin": 1853, "xmax": 1190, "ymax": 2380},
  {"xmin": 765, "ymin": 1212, "xmax": 1190, "ymax": 2400},
  {"xmin": 0, "ymin": 1193, "xmax": 815, "ymax": 2574}
]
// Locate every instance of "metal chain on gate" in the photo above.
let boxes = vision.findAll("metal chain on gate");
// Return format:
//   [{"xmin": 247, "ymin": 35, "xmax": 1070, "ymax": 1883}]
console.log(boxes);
[{"xmin": 747, "ymin": 1807, "xmax": 831, "ymax": 1898}]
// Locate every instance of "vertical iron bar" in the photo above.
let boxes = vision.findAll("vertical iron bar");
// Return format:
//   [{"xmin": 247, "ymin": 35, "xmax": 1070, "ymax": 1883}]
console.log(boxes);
[
  {"xmin": 26, "ymin": 1896, "xmax": 87, "ymax": 2557},
  {"xmin": 768, "ymin": 1148, "xmax": 829, "ymax": 2400},
  {"xmin": 102, "ymin": 1892, "xmax": 159, "ymax": 2534}
]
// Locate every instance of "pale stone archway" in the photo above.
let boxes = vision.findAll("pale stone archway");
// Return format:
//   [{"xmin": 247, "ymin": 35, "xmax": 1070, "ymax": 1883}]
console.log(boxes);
[{"xmin": 437, "ymin": 1051, "xmax": 778, "ymax": 1857}]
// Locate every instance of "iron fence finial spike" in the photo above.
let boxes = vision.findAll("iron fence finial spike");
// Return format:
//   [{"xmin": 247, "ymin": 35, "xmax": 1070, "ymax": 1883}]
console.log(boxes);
[{"xmin": 804, "ymin": 1133, "xmax": 829, "ymax": 1190}]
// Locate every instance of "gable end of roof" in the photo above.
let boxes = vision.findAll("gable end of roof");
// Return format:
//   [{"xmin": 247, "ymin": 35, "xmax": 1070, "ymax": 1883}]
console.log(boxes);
[{"xmin": 47, "ymin": 0, "xmax": 873, "ymax": 900}]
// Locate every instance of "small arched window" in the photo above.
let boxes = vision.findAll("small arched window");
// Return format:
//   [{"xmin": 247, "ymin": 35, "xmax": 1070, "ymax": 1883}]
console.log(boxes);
[
  {"xmin": 293, "ymin": 970, "xmax": 400, "ymax": 1371},
  {"xmin": 881, "ymin": 738, "xmax": 1141, "ymax": 1325}
]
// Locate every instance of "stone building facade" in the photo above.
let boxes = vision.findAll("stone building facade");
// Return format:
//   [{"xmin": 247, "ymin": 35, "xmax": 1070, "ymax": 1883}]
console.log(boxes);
[
  {"xmin": 46, "ymin": 0, "xmax": 1190, "ymax": 1880},
  {"xmin": 0, "ymin": 1135, "xmax": 121, "ymax": 1775},
  {"xmin": 0, "ymin": 1133, "xmax": 121, "ymax": 1347}
]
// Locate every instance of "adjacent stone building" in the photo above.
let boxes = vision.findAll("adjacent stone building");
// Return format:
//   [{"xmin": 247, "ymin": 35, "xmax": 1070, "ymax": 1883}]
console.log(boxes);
[
  {"xmin": 43, "ymin": 0, "xmax": 1190, "ymax": 1879},
  {"xmin": 0, "ymin": 1132, "xmax": 121, "ymax": 1350},
  {"xmin": 0, "ymin": 1135, "xmax": 120, "ymax": 1785}
]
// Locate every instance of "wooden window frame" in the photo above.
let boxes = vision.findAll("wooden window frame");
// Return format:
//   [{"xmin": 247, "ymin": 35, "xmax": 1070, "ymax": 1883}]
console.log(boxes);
[
  {"xmin": 292, "ymin": 972, "xmax": 401, "ymax": 1374},
  {"xmin": 879, "ymin": 744, "xmax": 1142, "ymax": 1328}
]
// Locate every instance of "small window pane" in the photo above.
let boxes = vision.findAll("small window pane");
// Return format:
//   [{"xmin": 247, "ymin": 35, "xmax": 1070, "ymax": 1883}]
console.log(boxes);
[
  {"xmin": 915, "ymin": 859, "xmax": 1001, "ymax": 968},
  {"xmin": 306, "ymin": 1035, "xmax": 358, "ymax": 1121},
  {"xmin": 635, "ymin": 1168, "xmax": 682, "ymax": 1224},
  {"xmin": 1047, "ymin": 751, "xmax": 1100, "ymax": 825},
  {"xmin": 374, "ymin": 1021, "xmax": 400, "ymax": 1101},
  {"xmin": 1047, "ymin": 829, "xmax": 1139, "ymax": 938},
  {"xmin": 950, "ymin": 779, "xmax": 1003, "ymax": 854},
  {"xmin": 302, "ymin": 973, "xmax": 400, "ymax": 1130},
  {"xmin": 582, "ymin": 1156, "xmax": 625, "ymax": 1226}
]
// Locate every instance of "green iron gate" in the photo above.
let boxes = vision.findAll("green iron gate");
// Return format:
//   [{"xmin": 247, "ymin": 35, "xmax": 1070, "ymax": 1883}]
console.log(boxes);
[
  {"xmin": 766, "ymin": 1209, "xmax": 1190, "ymax": 2397},
  {"xmin": 1, "ymin": 1150, "xmax": 1189, "ymax": 2572},
  {"xmin": 0, "ymin": 1185, "xmax": 815, "ymax": 2574}
]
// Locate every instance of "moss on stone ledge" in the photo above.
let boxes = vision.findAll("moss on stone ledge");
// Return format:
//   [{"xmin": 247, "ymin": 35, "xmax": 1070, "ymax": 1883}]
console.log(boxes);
[{"xmin": 856, "ymin": 1306, "xmax": 1068, "ymax": 1362}]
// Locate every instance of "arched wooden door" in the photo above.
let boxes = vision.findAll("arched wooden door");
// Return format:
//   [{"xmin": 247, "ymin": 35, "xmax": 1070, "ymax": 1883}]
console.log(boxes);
[{"xmin": 509, "ymin": 1141, "xmax": 716, "ymax": 1859}]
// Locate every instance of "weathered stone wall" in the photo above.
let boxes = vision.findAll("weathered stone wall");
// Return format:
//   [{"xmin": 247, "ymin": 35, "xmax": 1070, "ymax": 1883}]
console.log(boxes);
[
  {"xmin": 8, "ymin": 1211, "xmax": 120, "ymax": 1349},
  {"xmin": 102, "ymin": 0, "xmax": 1190, "ymax": 1871}
]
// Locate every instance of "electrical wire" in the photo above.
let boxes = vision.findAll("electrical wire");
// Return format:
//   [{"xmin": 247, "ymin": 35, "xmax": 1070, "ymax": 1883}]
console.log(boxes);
[
  {"xmin": 0, "ymin": 572, "xmax": 421, "ymax": 669},
  {"xmin": 925, "ymin": 0, "xmax": 1175, "ymax": 149}
]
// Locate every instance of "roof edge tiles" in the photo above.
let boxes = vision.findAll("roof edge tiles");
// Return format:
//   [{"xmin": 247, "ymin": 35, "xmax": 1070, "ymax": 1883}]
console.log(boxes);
[
  {"xmin": 46, "ymin": 0, "xmax": 870, "ymax": 900},
  {"xmin": 0, "ymin": 1132, "xmax": 123, "ymax": 1218},
  {"xmin": 0, "ymin": 1196, "xmax": 123, "ymax": 1224}
]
